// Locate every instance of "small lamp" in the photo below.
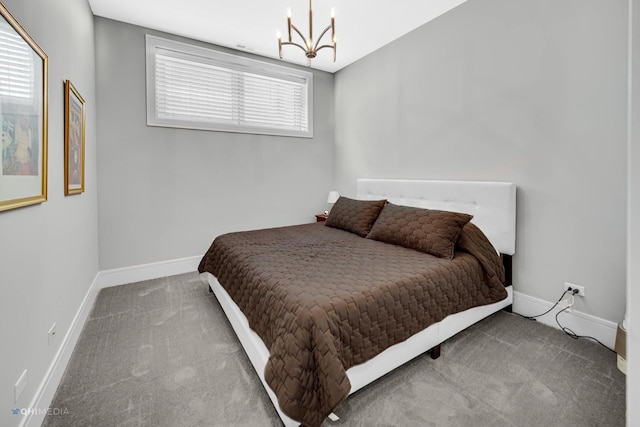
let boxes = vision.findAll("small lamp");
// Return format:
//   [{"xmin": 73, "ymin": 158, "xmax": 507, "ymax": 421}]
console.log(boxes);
[{"xmin": 325, "ymin": 190, "xmax": 340, "ymax": 215}]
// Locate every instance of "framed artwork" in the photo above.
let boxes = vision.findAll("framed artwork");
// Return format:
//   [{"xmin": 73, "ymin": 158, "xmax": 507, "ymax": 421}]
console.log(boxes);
[
  {"xmin": 0, "ymin": 3, "xmax": 48, "ymax": 212},
  {"xmin": 64, "ymin": 80, "xmax": 85, "ymax": 195}
]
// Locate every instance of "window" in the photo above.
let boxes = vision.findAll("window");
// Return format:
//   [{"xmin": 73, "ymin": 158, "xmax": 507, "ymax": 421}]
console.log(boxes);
[{"xmin": 146, "ymin": 35, "xmax": 313, "ymax": 138}]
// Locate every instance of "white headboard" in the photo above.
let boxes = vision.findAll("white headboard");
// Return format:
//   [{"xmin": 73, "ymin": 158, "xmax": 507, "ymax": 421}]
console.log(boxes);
[{"xmin": 356, "ymin": 179, "xmax": 516, "ymax": 255}]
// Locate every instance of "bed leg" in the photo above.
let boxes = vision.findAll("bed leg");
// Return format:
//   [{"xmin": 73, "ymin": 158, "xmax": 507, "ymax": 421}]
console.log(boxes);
[
  {"xmin": 503, "ymin": 304, "xmax": 513, "ymax": 313},
  {"xmin": 430, "ymin": 344, "xmax": 441, "ymax": 360}
]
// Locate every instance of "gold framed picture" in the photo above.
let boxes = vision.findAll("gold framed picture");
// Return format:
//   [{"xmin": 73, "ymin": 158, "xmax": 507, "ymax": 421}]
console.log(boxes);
[
  {"xmin": 0, "ymin": 3, "xmax": 48, "ymax": 212},
  {"xmin": 64, "ymin": 80, "xmax": 85, "ymax": 195}
]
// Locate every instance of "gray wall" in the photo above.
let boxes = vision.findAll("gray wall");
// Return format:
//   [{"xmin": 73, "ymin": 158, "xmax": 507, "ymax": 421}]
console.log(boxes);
[
  {"xmin": 628, "ymin": 0, "xmax": 638, "ymax": 422},
  {"xmin": 95, "ymin": 18, "xmax": 335, "ymax": 270},
  {"xmin": 0, "ymin": 1, "xmax": 98, "ymax": 426},
  {"xmin": 334, "ymin": 0, "xmax": 628, "ymax": 322}
]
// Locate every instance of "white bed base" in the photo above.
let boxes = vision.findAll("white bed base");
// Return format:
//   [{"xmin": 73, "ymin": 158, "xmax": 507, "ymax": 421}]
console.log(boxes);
[{"xmin": 201, "ymin": 179, "xmax": 516, "ymax": 426}]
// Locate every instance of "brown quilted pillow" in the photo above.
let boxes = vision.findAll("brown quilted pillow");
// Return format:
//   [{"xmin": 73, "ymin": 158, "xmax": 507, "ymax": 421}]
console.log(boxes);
[
  {"xmin": 367, "ymin": 203, "xmax": 473, "ymax": 259},
  {"xmin": 325, "ymin": 197, "xmax": 386, "ymax": 237}
]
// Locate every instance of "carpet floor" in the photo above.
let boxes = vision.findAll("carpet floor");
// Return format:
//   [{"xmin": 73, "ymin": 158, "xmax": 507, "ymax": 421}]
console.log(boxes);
[{"xmin": 43, "ymin": 272, "xmax": 625, "ymax": 426}]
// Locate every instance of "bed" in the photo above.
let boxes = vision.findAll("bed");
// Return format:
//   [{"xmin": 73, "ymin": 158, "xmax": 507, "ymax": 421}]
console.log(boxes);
[{"xmin": 198, "ymin": 179, "xmax": 516, "ymax": 427}]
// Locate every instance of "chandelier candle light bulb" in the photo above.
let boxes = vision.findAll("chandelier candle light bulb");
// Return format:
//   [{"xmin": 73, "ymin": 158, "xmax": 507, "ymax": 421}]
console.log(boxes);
[
  {"xmin": 277, "ymin": 0, "xmax": 337, "ymax": 65},
  {"xmin": 331, "ymin": 8, "xmax": 335, "ymax": 37}
]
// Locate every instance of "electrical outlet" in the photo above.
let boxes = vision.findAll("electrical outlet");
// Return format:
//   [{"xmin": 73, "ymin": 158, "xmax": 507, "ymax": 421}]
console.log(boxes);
[
  {"xmin": 14, "ymin": 369, "xmax": 27, "ymax": 403},
  {"xmin": 48, "ymin": 322, "xmax": 56, "ymax": 346},
  {"xmin": 564, "ymin": 282, "xmax": 585, "ymax": 297}
]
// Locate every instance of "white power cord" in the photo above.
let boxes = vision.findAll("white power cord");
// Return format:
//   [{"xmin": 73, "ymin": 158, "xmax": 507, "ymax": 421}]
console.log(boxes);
[{"xmin": 557, "ymin": 294, "xmax": 575, "ymax": 312}]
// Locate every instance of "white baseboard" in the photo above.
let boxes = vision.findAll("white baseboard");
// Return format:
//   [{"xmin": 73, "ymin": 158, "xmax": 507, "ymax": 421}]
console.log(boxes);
[
  {"xmin": 95, "ymin": 255, "xmax": 201, "ymax": 288},
  {"xmin": 22, "ymin": 273, "xmax": 102, "ymax": 427},
  {"xmin": 512, "ymin": 291, "xmax": 618, "ymax": 349},
  {"xmin": 23, "ymin": 255, "xmax": 202, "ymax": 427}
]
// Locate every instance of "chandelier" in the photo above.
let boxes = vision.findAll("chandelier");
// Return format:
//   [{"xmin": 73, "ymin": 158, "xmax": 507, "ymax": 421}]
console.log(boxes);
[{"xmin": 277, "ymin": 0, "xmax": 336, "ymax": 66}]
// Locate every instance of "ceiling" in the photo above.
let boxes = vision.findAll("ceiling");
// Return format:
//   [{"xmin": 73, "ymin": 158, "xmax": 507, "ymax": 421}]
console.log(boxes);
[{"xmin": 88, "ymin": 0, "xmax": 468, "ymax": 73}]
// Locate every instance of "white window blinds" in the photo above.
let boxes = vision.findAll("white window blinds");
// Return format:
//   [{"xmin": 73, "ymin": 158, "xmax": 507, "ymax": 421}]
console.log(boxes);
[{"xmin": 146, "ymin": 35, "xmax": 313, "ymax": 138}]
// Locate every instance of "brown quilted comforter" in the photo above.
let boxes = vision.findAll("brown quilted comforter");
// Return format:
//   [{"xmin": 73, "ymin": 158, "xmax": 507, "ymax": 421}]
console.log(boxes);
[{"xmin": 198, "ymin": 222, "xmax": 507, "ymax": 427}]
